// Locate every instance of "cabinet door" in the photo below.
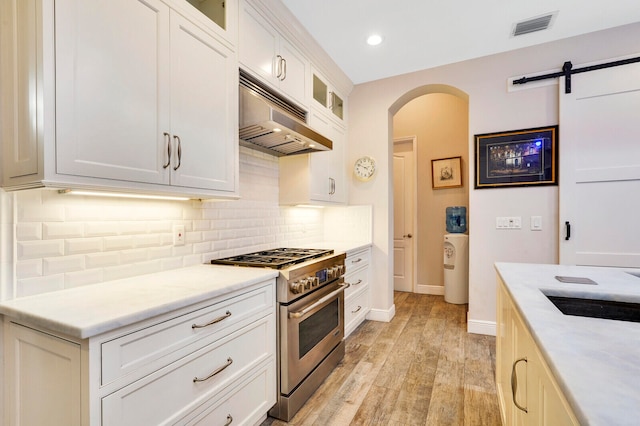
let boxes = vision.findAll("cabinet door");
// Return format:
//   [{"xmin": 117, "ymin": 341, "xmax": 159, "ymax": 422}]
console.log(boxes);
[
  {"xmin": 278, "ymin": 38, "xmax": 308, "ymax": 106},
  {"xmin": 169, "ymin": 12, "xmax": 237, "ymax": 192},
  {"xmin": 5, "ymin": 323, "xmax": 82, "ymax": 426},
  {"xmin": 55, "ymin": 0, "xmax": 171, "ymax": 185},
  {"xmin": 327, "ymin": 122, "xmax": 347, "ymax": 203},
  {"xmin": 238, "ymin": 2, "xmax": 279, "ymax": 86},
  {"xmin": 308, "ymin": 110, "xmax": 332, "ymax": 201}
]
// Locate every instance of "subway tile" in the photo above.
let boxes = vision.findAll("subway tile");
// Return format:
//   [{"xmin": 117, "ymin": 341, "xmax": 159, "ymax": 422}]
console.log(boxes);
[
  {"xmin": 17, "ymin": 274, "xmax": 65, "ymax": 297},
  {"xmin": 86, "ymin": 252, "xmax": 120, "ymax": 269},
  {"xmin": 160, "ymin": 257, "xmax": 184, "ymax": 270},
  {"xmin": 65, "ymin": 237, "xmax": 103, "ymax": 255},
  {"xmin": 147, "ymin": 220, "xmax": 173, "ymax": 234},
  {"xmin": 148, "ymin": 245, "xmax": 173, "ymax": 260},
  {"xmin": 104, "ymin": 236, "xmax": 134, "ymax": 251},
  {"xmin": 120, "ymin": 248, "xmax": 149, "ymax": 263},
  {"xmin": 17, "ymin": 240, "xmax": 64, "ymax": 260},
  {"xmin": 16, "ymin": 222, "xmax": 42, "ymax": 241},
  {"xmin": 85, "ymin": 222, "xmax": 121, "ymax": 237},
  {"xmin": 43, "ymin": 255, "xmax": 85, "ymax": 275},
  {"xmin": 64, "ymin": 269, "xmax": 103, "ymax": 289},
  {"xmin": 16, "ymin": 259, "xmax": 43, "ymax": 279},
  {"xmin": 133, "ymin": 234, "xmax": 161, "ymax": 247},
  {"xmin": 103, "ymin": 260, "xmax": 162, "ymax": 282},
  {"xmin": 43, "ymin": 222, "xmax": 84, "ymax": 239},
  {"xmin": 193, "ymin": 241, "xmax": 211, "ymax": 254}
]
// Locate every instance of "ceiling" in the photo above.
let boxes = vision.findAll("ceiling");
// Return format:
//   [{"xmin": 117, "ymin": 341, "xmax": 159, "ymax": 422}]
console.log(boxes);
[{"xmin": 280, "ymin": 0, "xmax": 640, "ymax": 84}]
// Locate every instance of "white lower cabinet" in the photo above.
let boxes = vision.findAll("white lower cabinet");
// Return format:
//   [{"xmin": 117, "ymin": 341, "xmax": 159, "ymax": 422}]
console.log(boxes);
[
  {"xmin": 2, "ymin": 280, "xmax": 276, "ymax": 426},
  {"xmin": 496, "ymin": 276, "xmax": 579, "ymax": 425},
  {"xmin": 343, "ymin": 247, "xmax": 371, "ymax": 337}
]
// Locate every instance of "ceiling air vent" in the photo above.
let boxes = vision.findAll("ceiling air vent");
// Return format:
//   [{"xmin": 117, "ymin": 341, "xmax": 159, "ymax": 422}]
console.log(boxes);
[{"xmin": 512, "ymin": 12, "xmax": 557, "ymax": 37}]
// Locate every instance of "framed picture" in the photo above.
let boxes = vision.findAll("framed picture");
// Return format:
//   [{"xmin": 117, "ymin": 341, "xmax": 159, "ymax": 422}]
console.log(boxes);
[
  {"xmin": 474, "ymin": 125, "xmax": 558, "ymax": 189},
  {"xmin": 432, "ymin": 156, "xmax": 462, "ymax": 189}
]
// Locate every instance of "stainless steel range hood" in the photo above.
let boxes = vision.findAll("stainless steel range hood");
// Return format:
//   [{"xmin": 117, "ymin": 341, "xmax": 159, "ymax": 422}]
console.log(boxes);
[{"xmin": 239, "ymin": 72, "xmax": 332, "ymax": 157}]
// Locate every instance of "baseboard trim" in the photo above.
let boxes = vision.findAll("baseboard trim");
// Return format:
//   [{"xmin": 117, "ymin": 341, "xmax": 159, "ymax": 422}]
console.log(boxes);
[
  {"xmin": 366, "ymin": 304, "xmax": 396, "ymax": 322},
  {"xmin": 467, "ymin": 319, "xmax": 496, "ymax": 336},
  {"xmin": 415, "ymin": 284, "xmax": 444, "ymax": 295}
]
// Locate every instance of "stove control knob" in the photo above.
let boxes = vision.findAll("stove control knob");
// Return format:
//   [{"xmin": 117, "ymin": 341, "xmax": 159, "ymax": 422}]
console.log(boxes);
[
  {"xmin": 336, "ymin": 264, "xmax": 345, "ymax": 275},
  {"xmin": 310, "ymin": 276, "xmax": 320, "ymax": 287},
  {"xmin": 300, "ymin": 278, "xmax": 310, "ymax": 291},
  {"xmin": 290, "ymin": 281, "xmax": 303, "ymax": 294}
]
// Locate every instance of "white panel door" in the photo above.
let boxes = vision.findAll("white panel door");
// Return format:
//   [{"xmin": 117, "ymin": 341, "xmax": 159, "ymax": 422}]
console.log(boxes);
[
  {"xmin": 393, "ymin": 140, "xmax": 415, "ymax": 292},
  {"xmin": 559, "ymin": 56, "xmax": 640, "ymax": 267},
  {"xmin": 55, "ymin": 0, "xmax": 171, "ymax": 184},
  {"xmin": 169, "ymin": 12, "xmax": 237, "ymax": 192},
  {"xmin": 238, "ymin": 2, "xmax": 279, "ymax": 86},
  {"xmin": 278, "ymin": 38, "xmax": 308, "ymax": 106}
]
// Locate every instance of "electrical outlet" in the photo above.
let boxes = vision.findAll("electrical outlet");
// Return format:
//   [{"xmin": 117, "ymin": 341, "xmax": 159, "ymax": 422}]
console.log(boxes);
[
  {"xmin": 173, "ymin": 225, "xmax": 185, "ymax": 246},
  {"xmin": 496, "ymin": 216, "xmax": 522, "ymax": 229}
]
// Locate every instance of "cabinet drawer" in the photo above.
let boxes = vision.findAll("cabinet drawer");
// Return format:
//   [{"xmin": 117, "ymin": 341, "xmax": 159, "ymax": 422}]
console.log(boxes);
[
  {"xmin": 101, "ymin": 315, "xmax": 275, "ymax": 426},
  {"xmin": 345, "ymin": 249, "xmax": 370, "ymax": 275},
  {"xmin": 345, "ymin": 286, "xmax": 369, "ymax": 335},
  {"xmin": 101, "ymin": 283, "xmax": 273, "ymax": 385},
  {"xmin": 344, "ymin": 266, "xmax": 368, "ymax": 299},
  {"xmin": 185, "ymin": 360, "xmax": 276, "ymax": 425}
]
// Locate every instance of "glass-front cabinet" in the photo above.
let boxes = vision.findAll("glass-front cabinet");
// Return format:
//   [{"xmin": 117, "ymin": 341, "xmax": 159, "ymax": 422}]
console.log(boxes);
[
  {"xmin": 185, "ymin": 0, "xmax": 226, "ymax": 30},
  {"xmin": 312, "ymin": 69, "xmax": 345, "ymax": 122}
]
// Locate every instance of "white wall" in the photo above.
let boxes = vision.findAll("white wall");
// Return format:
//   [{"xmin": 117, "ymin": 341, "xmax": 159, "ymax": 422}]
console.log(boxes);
[
  {"xmin": 0, "ymin": 147, "xmax": 326, "ymax": 298},
  {"xmin": 347, "ymin": 22, "xmax": 640, "ymax": 334}
]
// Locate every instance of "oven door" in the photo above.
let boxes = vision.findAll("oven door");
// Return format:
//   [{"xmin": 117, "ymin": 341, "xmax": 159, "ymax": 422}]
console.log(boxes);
[{"xmin": 280, "ymin": 278, "xmax": 346, "ymax": 394}]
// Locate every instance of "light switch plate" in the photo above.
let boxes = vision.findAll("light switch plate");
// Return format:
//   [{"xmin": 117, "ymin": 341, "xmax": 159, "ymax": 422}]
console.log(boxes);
[
  {"xmin": 173, "ymin": 225, "xmax": 185, "ymax": 246},
  {"xmin": 531, "ymin": 216, "xmax": 542, "ymax": 231}
]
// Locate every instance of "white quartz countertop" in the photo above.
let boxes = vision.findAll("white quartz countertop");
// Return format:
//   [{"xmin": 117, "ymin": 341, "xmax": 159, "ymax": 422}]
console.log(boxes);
[
  {"xmin": 495, "ymin": 262, "xmax": 640, "ymax": 426},
  {"xmin": 0, "ymin": 264, "xmax": 278, "ymax": 340}
]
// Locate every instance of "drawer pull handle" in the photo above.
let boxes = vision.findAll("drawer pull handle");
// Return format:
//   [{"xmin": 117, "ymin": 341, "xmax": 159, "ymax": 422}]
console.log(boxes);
[
  {"xmin": 351, "ymin": 305, "xmax": 362, "ymax": 314},
  {"xmin": 192, "ymin": 311, "xmax": 231, "ymax": 329},
  {"xmin": 193, "ymin": 357, "xmax": 233, "ymax": 383},
  {"xmin": 347, "ymin": 279, "xmax": 363, "ymax": 286},
  {"xmin": 225, "ymin": 414, "xmax": 233, "ymax": 425},
  {"xmin": 511, "ymin": 357, "xmax": 528, "ymax": 413},
  {"xmin": 351, "ymin": 258, "xmax": 362, "ymax": 264}
]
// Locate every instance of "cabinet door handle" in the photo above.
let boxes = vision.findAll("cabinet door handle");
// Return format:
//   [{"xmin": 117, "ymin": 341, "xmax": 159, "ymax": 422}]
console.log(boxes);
[
  {"xmin": 511, "ymin": 357, "xmax": 528, "ymax": 413},
  {"xmin": 173, "ymin": 135, "xmax": 182, "ymax": 171},
  {"xmin": 565, "ymin": 221, "xmax": 571, "ymax": 240},
  {"xmin": 192, "ymin": 311, "xmax": 232, "ymax": 329},
  {"xmin": 281, "ymin": 57, "xmax": 287, "ymax": 81},
  {"xmin": 193, "ymin": 357, "xmax": 233, "ymax": 383},
  {"xmin": 346, "ymin": 279, "xmax": 362, "ymax": 286},
  {"xmin": 351, "ymin": 258, "xmax": 362, "ymax": 264},
  {"xmin": 163, "ymin": 132, "xmax": 171, "ymax": 169},
  {"xmin": 351, "ymin": 305, "xmax": 362, "ymax": 314},
  {"xmin": 329, "ymin": 177, "xmax": 336, "ymax": 194},
  {"xmin": 276, "ymin": 55, "xmax": 283, "ymax": 79},
  {"xmin": 328, "ymin": 91, "xmax": 334, "ymax": 110},
  {"xmin": 224, "ymin": 414, "xmax": 233, "ymax": 425}
]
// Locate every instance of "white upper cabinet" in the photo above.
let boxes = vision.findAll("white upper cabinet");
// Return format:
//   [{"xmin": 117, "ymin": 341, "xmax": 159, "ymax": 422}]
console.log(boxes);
[
  {"xmin": 279, "ymin": 107, "xmax": 347, "ymax": 205},
  {"xmin": 1, "ymin": 0, "xmax": 239, "ymax": 198},
  {"xmin": 311, "ymin": 67, "xmax": 345, "ymax": 123},
  {"xmin": 239, "ymin": 0, "xmax": 309, "ymax": 107}
]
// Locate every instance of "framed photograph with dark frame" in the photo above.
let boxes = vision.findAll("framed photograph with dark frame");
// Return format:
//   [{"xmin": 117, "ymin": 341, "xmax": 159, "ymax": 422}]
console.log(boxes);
[
  {"xmin": 432, "ymin": 156, "xmax": 462, "ymax": 189},
  {"xmin": 474, "ymin": 125, "xmax": 558, "ymax": 189}
]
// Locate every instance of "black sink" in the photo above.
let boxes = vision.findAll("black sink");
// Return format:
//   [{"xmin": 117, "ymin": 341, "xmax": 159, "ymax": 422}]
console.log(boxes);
[{"xmin": 546, "ymin": 295, "xmax": 640, "ymax": 323}]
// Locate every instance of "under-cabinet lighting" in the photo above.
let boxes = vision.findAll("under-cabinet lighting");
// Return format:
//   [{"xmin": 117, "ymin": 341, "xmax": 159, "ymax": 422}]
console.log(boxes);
[
  {"xmin": 57, "ymin": 189, "xmax": 191, "ymax": 201},
  {"xmin": 295, "ymin": 204, "xmax": 325, "ymax": 209}
]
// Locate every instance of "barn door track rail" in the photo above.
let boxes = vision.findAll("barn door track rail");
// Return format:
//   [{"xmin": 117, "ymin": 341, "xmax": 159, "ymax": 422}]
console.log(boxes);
[{"xmin": 512, "ymin": 56, "xmax": 640, "ymax": 93}]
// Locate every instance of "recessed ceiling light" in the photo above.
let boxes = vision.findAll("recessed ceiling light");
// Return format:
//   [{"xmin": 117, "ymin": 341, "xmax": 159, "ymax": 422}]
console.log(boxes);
[{"xmin": 366, "ymin": 34, "xmax": 383, "ymax": 46}]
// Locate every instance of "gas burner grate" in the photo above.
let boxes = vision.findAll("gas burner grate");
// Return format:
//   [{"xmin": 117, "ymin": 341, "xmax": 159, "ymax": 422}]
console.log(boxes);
[{"xmin": 210, "ymin": 248, "xmax": 334, "ymax": 269}]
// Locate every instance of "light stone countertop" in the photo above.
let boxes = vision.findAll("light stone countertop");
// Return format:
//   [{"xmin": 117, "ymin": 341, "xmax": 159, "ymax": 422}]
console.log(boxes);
[
  {"xmin": 495, "ymin": 262, "xmax": 640, "ymax": 426},
  {"xmin": 0, "ymin": 264, "xmax": 278, "ymax": 339}
]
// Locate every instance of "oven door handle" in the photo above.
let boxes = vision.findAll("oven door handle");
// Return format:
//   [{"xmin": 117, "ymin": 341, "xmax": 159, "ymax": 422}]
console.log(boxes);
[{"xmin": 289, "ymin": 283, "xmax": 349, "ymax": 319}]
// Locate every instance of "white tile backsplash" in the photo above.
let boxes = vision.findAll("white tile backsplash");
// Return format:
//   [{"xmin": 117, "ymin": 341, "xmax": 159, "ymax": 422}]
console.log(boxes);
[{"xmin": 0, "ymin": 148, "xmax": 330, "ymax": 298}]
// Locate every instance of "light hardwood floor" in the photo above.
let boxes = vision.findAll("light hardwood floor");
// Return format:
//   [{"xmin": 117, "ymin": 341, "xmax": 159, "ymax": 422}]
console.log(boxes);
[{"xmin": 262, "ymin": 292, "xmax": 501, "ymax": 426}]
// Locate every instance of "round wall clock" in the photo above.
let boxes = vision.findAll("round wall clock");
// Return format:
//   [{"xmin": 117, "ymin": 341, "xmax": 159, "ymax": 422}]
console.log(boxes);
[{"xmin": 354, "ymin": 156, "xmax": 376, "ymax": 181}]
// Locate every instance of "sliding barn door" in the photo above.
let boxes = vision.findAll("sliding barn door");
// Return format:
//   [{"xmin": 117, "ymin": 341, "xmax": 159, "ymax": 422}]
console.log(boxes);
[{"xmin": 559, "ymin": 56, "xmax": 640, "ymax": 267}]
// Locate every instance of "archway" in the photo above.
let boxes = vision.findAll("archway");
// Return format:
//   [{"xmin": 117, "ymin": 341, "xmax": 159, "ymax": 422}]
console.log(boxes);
[{"xmin": 390, "ymin": 85, "xmax": 469, "ymax": 296}]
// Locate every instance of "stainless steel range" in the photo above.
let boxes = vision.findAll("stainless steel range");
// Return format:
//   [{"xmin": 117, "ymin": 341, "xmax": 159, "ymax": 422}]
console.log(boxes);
[{"xmin": 211, "ymin": 248, "xmax": 347, "ymax": 421}]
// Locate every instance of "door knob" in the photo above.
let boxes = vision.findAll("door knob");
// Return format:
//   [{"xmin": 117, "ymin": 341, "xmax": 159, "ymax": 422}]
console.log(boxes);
[{"xmin": 403, "ymin": 234, "xmax": 412, "ymax": 238}]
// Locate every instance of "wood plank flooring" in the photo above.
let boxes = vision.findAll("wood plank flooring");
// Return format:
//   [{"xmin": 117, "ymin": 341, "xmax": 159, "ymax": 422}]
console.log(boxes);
[{"xmin": 262, "ymin": 292, "xmax": 501, "ymax": 426}]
